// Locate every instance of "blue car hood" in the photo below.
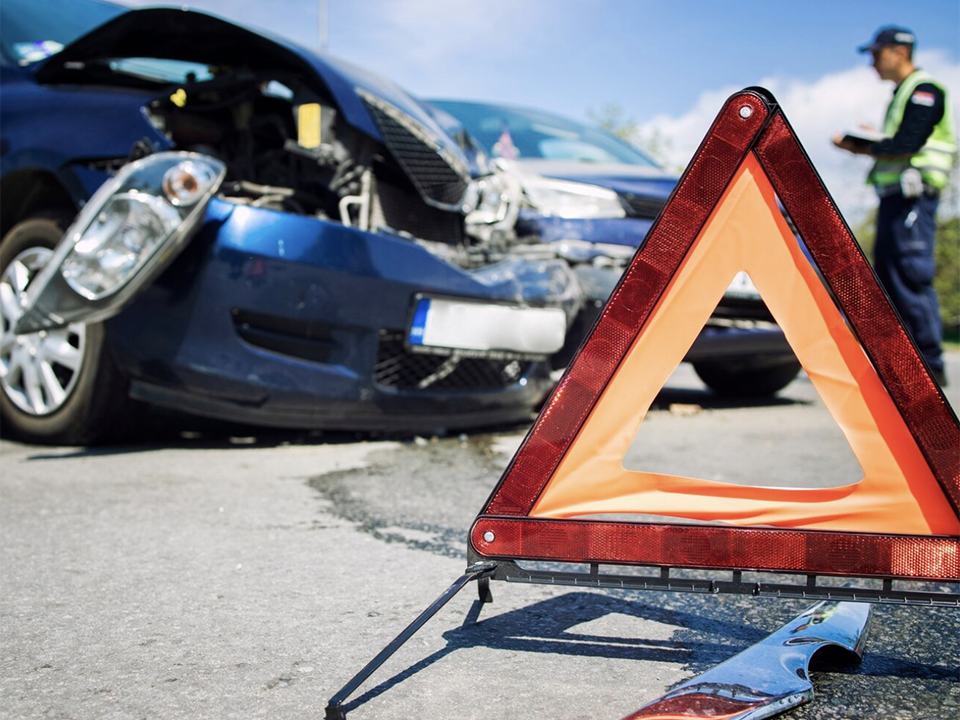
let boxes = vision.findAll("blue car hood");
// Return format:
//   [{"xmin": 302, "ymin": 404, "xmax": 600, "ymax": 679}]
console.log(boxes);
[
  {"xmin": 516, "ymin": 159, "xmax": 677, "ymax": 200},
  {"xmin": 34, "ymin": 7, "xmax": 466, "ymax": 163}
]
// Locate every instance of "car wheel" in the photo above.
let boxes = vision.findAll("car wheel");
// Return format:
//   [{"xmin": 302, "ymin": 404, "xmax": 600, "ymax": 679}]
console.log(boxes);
[
  {"xmin": 693, "ymin": 358, "xmax": 802, "ymax": 397},
  {"xmin": 0, "ymin": 214, "xmax": 132, "ymax": 444}
]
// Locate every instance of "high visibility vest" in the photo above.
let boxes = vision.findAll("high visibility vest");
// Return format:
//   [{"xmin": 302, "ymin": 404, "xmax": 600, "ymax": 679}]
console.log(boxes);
[{"xmin": 868, "ymin": 69, "xmax": 957, "ymax": 190}]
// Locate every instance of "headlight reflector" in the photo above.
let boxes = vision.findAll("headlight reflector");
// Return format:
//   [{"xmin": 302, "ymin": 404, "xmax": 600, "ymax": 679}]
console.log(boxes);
[
  {"xmin": 464, "ymin": 169, "xmax": 522, "ymax": 242},
  {"xmin": 61, "ymin": 192, "xmax": 182, "ymax": 299}
]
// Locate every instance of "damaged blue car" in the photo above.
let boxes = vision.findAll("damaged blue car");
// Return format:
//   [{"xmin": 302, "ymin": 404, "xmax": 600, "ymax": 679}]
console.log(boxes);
[{"xmin": 0, "ymin": 0, "xmax": 580, "ymax": 444}]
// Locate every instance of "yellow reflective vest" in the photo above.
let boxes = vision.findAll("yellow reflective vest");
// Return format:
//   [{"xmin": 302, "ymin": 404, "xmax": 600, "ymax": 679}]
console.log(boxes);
[{"xmin": 868, "ymin": 69, "xmax": 957, "ymax": 191}]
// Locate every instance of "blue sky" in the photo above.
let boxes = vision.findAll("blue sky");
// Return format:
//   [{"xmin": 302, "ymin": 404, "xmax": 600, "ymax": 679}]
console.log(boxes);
[{"xmin": 117, "ymin": 0, "xmax": 959, "ymax": 219}]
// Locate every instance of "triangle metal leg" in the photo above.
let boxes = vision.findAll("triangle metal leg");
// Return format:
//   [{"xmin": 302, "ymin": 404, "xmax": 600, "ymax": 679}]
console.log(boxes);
[{"xmin": 325, "ymin": 562, "xmax": 496, "ymax": 720}]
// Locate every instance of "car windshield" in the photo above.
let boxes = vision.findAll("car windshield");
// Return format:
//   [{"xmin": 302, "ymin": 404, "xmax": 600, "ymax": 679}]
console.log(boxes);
[
  {"xmin": 430, "ymin": 100, "xmax": 660, "ymax": 167},
  {"xmin": 0, "ymin": 0, "xmax": 125, "ymax": 65},
  {"xmin": 1, "ymin": 0, "xmax": 214, "ymax": 83}
]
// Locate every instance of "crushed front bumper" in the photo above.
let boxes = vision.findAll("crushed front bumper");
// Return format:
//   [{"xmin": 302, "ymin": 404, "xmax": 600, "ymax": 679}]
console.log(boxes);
[{"xmin": 105, "ymin": 199, "xmax": 581, "ymax": 431}]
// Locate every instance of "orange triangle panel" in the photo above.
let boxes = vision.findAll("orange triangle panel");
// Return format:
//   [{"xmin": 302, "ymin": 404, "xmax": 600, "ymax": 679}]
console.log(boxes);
[{"xmin": 471, "ymin": 88, "xmax": 959, "ymax": 582}]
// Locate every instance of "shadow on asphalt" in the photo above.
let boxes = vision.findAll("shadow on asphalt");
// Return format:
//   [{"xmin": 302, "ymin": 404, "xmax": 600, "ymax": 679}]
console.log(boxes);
[
  {"xmin": 17, "ymin": 407, "xmax": 504, "ymax": 458},
  {"xmin": 15, "ymin": 378, "xmax": 810, "ymax": 459},
  {"xmin": 342, "ymin": 591, "xmax": 768, "ymax": 715}
]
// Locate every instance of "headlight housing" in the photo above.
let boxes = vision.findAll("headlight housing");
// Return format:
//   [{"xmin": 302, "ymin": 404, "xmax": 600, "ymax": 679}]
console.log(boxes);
[
  {"xmin": 14, "ymin": 152, "xmax": 225, "ymax": 334},
  {"xmin": 61, "ymin": 155, "xmax": 223, "ymax": 300},
  {"xmin": 521, "ymin": 176, "xmax": 626, "ymax": 219},
  {"xmin": 463, "ymin": 170, "xmax": 522, "ymax": 242}
]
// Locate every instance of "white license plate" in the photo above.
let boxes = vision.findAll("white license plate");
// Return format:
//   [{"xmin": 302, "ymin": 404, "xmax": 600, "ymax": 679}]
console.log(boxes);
[{"xmin": 408, "ymin": 297, "xmax": 566, "ymax": 356}]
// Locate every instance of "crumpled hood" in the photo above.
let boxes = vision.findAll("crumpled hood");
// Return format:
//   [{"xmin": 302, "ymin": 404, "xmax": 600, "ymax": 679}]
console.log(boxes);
[
  {"xmin": 515, "ymin": 159, "xmax": 677, "ymax": 200},
  {"xmin": 34, "ymin": 7, "xmax": 467, "ymax": 164}
]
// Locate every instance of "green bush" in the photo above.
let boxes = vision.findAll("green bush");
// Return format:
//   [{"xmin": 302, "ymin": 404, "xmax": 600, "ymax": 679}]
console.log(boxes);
[{"xmin": 935, "ymin": 214, "xmax": 960, "ymax": 334}]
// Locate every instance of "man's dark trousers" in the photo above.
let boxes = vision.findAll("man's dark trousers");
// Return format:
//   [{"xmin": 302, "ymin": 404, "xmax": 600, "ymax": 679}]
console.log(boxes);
[{"xmin": 874, "ymin": 189, "xmax": 944, "ymax": 375}]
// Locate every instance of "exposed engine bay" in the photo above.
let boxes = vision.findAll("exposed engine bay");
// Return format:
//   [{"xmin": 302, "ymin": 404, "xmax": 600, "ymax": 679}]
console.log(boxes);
[
  {"xmin": 25, "ymin": 5, "xmax": 531, "ymax": 269},
  {"xmin": 141, "ymin": 67, "xmax": 522, "ymax": 268},
  {"xmin": 146, "ymin": 71, "xmax": 369, "ymax": 218}
]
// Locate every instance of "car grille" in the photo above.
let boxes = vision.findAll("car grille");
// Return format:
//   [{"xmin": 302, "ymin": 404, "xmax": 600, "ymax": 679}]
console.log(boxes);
[
  {"xmin": 374, "ymin": 331, "xmax": 531, "ymax": 391},
  {"xmin": 620, "ymin": 193, "xmax": 667, "ymax": 219},
  {"xmin": 360, "ymin": 91, "xmax": 470, "ymax": 210},
  {"xmin": 372, "ymin": 178, "xmax": 465, "ymax": 245}
]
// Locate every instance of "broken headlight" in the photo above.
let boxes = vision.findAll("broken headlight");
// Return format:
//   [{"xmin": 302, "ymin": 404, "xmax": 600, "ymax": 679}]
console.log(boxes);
[
  {"xmin": 62, "ymin": 155, "xmax": 223, "ymax": 299},
  {"xmin": 14, "ymin": 152, "xmax": 225, "ymax": 333}
]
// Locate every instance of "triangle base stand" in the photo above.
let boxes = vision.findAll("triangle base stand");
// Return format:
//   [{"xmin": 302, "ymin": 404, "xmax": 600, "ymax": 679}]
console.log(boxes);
[{"xmin": 467, "ymin": 551, "xmax": 960, "ymax": 607}]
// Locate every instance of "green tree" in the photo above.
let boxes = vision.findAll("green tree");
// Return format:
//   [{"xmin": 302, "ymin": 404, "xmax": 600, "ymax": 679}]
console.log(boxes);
[
  {"xmin": 850, "ymin": 209, "xmax": 877, "ymax": 259},
  {"xmin": 935, "ymin": 213, "xmax": 960, "ymax": 335},
  {"xmin": 587, "ymin": 103, "xmax": 682, "ymax": 172},
  {"xmin": 937, "ymin": 160, "xmax": 960, "ymax": 336}
]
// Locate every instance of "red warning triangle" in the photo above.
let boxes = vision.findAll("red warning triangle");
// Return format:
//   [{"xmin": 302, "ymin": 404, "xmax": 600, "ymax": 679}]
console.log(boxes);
[{"xmin": 471, "ymin": 88, "xmax": 959, "ymax": 582}]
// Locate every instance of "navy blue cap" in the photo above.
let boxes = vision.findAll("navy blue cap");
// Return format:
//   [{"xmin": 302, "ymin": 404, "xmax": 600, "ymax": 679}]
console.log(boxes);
[{"xmin": 858, "ymin": 26, "xmax": 916, "ymax": 53}]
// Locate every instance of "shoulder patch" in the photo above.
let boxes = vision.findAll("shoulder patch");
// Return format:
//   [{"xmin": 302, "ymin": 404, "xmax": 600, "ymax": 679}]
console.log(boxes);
[{"xmin": 911, "ymin": 90, "xmax": 936, "ymax": 107}]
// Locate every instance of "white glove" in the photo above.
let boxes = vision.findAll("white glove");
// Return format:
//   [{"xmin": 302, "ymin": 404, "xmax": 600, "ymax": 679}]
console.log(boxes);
[{"xmin": 901, "ymin": 167, "xmax": 923, "ymax": 198}]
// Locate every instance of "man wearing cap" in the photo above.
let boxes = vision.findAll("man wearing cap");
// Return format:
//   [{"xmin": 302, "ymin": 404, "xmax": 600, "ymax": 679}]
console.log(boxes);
[{"xmin": 834, "ymin": 26, "xmax": 957, "ymax": 387}]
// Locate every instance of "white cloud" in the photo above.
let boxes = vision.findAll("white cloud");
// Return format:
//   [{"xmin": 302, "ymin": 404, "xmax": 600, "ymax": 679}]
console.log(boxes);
[
  {"xmin": 359, "ymin": 0, "xmax": 561, "ymax": 62},
  {"xmin": 638, "ymin": 51, "xmax": 960, "ymax": 224}
]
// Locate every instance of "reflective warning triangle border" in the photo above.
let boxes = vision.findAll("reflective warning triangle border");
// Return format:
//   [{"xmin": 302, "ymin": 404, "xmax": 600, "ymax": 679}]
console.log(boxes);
[{"xmin": 470, "ymin": 88, "xmax": 959, "ymax": 582}]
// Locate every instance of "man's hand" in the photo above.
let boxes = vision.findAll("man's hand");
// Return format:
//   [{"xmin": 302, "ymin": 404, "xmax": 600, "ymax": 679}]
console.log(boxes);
[{"xmin": 833, "ymin": 134, "xmax": 872, "ymax": 155}]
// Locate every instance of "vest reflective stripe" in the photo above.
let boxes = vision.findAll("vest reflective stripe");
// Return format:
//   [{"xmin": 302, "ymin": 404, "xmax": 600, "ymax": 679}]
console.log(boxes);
[{"xmin": 869, "ymin": 70, "xmax": 958, "ymax": 190}]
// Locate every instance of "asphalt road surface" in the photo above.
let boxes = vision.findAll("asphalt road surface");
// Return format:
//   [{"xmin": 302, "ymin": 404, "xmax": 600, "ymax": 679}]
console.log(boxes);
[{"xmin": 2, "ymin": 356, "xmax": 958, "ymax": 719}]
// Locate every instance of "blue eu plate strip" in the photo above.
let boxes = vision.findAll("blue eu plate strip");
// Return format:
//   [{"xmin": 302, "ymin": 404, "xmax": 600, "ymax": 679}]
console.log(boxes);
[{"xmin": 409, "ymin": 298, "xmax": 431, "ymax": 345}]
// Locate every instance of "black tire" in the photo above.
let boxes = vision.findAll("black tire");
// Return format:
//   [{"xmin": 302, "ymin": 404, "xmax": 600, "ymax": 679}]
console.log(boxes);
[
  {"xmin": 0, "ymin": 214, "xmax": 133, "ymax": 444},
  {"xmin": 693, "ymin": 357, "xmax": 802, "ymax": 397}
]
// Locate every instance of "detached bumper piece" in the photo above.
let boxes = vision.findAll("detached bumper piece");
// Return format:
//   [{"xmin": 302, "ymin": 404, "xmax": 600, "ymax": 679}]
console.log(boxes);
[{"xmin": 623, "ymin": 600, "xmax": 871, "ymax": 720}]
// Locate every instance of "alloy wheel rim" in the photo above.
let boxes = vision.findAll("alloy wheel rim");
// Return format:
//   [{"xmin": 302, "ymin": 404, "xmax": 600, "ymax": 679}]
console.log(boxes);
[{"xmin": 0, "ymin": 246, "xmax": 87, "ymax": 416}]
